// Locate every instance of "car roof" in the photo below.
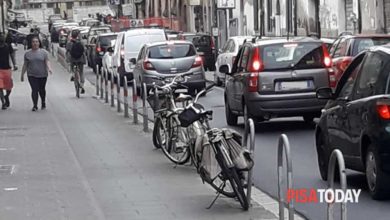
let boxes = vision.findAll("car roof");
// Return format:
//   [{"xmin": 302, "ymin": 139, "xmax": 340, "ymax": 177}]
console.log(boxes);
[
  {"xmin": 340, "ymin": 34, "xmax": 390, "ymax": 39},
  {"xmin": 124, "ymin": 28, "xmax": 165, "ymax": 36},
  {"xmin": 250, "ymin": 37, "xmax": 323, "ymax": 46},
  {"xmin": 146, "ymin": 40, "xmax": 191, "ymax": 47},
  {"xmin": 90, "ymin": 26, "xmax": 110, "ymax": 30},
  {"xmin": 97, "ymin": 33, "xmax": 118, "ymax": 37},
  {"xmin": 368, "ymin": 44, "xmax": 390, "ymax": 54}
]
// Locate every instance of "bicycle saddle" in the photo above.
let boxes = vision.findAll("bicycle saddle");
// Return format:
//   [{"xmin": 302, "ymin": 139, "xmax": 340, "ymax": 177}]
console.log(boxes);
[{"xmin": 175, "ymin": 93, "xmax": 193, "ymax": 102}]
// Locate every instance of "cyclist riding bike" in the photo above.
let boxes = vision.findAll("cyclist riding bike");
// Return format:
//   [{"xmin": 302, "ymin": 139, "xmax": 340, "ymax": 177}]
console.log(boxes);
[{"xmin": 66, "ymin": 31, "xmax": 86, "ymax": 94}]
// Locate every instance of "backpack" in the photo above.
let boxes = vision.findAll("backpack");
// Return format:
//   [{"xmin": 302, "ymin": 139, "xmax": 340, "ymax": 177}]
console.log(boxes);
[{"xmin": 70, "ymin": 41, "xmax": 84, "ymax": 59}]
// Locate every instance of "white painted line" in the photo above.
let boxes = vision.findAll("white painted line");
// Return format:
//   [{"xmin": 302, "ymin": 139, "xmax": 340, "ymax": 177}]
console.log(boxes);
[{"xmin": 4, "ymin": 187, "xmax": 18, "ymax": 191}]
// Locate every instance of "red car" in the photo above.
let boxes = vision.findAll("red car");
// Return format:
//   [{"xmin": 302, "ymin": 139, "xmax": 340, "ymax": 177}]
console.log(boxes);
[{"xmin": 329, "ymin": 34, "xmax": 390, "ymax": 88}]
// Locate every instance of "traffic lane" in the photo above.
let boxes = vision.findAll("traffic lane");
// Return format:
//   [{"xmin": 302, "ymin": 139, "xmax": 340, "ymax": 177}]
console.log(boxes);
[{"xmin": 84, "ymin": 65, "xmax": 390, "ymax": 219}]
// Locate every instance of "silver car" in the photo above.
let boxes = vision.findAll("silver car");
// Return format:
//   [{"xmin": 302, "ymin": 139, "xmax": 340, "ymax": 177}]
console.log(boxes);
[{"xmin": 132, "ymin": 41, "xmax": 206, "ymax": 94}]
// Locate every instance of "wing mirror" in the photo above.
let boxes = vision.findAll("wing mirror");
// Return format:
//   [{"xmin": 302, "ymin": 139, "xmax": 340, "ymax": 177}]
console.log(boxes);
[
  {"xmin": 316, "ymin": 87, "xmax": 334, "ymax": 99},
  {"xmin": 219, "ymin": 65, "xmax": 230, "ymax": 75}
]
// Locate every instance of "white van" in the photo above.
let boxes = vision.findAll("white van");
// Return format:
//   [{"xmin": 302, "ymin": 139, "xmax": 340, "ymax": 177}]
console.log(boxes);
[{"xmin": 112, "ymin": 28, "xmax": 167, "ymax": 82}]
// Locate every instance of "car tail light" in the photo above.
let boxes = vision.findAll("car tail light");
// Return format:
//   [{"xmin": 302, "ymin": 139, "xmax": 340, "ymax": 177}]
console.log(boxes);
[
  {"xmin": 192, "ymin": 56, "xmax": 203, "ymax": 68},
  {"xmin": 377, "ymin": 103, "xmax": 390, "ymax": 119},
  {"xmin": 96, "ymin": 45, "xmax": 101, "ymax": 52},
  {"xmin": 211, "ymin": 37, "xmax": 215, "ymax": 50},
  {"xmin": 248, "ymin": 47, "xmax": 263, "ymax": 72},
  {"xmin": 339, "ymin": 57, "xmax": 352, "ymax": 72},
  {"xmin": 322, "ymin": 44, "xmax": 332, "ymax": 68},
  {"xmin": 232, "ymin": 56, "xmax": 236, "ymax": 64},
  {"xmin": 248, "ymin": 72, "xmax": 259, "ymax": 92},
  {"xmin": 120, "ymin": 46, "xmax": 125, "ymax": 58},
  {"xmin": 143, "ymin": 60, "xmax": 155, "ymax": 70},
  {"xmin": 328, "ymin": 68, "xmax": 337, "ymax": 88}
]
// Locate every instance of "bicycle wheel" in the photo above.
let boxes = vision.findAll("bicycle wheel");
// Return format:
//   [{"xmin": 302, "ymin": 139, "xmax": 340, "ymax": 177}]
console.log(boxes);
[
  {"xmin": 227, "ymin": 167, "xmax": 249, "ymax": 210},
  {"xmin": 162, "ymin": 114, "xmax": 191, "ymax": 165},
  {"xmin": 152, "ymin": 116, "xmax": 165, "ymax": 149}
]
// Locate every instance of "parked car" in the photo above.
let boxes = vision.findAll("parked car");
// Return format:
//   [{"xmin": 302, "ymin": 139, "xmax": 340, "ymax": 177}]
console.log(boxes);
[
  {"xmin": 112, "ymin": 28, "xmax": 167, "ymax": 83},
  {"xmin": 58, "ymin": 26, "xmax": 78, "ymax": 47},
  {"xmin": 315, "ymin": 45, "xmax": 390, "ymax": 199},
  {"xmin": 329, "ymin": 34, "xmax": 390, "ymax": 88},
  {"xmin": 86, "ymin": 33, "xmax": 117, "ymax": 72},
  {"xmin": 132, "ymin": 41, "xmax": 206, "ymax": 94},
  {"xmin": 215, "ymin": 36, "xmax": 253, "ymax": 86},
  {"xmin": 7, "ymin": 28, "xmax": 26, "ymax": 44},
  {"xmin": 220, "ymin": 37, "xmax": 332, "ymax": 125},
  {"xmin": 85, "ymin": 25, "xmax": 112, "ymax": 47},
  {"xmin": 178, "ymin": 33, "xmax": 216, "ymax": 71}
]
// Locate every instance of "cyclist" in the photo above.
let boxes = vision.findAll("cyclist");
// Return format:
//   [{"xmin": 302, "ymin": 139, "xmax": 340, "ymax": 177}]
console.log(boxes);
[{"xmin": 66, "ymin": 30, "xmax": 85, "ymax": 94}]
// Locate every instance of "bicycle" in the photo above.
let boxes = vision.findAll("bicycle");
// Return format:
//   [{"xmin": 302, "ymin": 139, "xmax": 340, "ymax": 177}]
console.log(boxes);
[
  {"xmin": 175, "ymin": 85, "xmax": 252, "ymax": 210},
  {"xmin": 147, "ymin": 73, "xmax": 193, "ymax": 165}
]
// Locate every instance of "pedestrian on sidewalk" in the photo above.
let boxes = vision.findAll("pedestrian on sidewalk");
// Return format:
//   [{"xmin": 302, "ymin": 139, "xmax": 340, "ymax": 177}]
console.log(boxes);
[
  {"xmin": 21, "ymin": 37, "xmax": 53, "ymax": 111},
  {"xmin": 0, "ymin": 34, "xmax": 14, "ymax": 110},
  {"xmin": 6, "ymin": 31, "xmax": 18, "ymax": 70}
]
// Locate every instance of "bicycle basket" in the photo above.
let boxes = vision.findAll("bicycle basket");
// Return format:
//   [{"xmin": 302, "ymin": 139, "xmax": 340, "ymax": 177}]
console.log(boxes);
[
  {"xmin": 147, "ymin": 93, "xmax": 166, "ymax": 112},
  {"xmin": 178, "ymin": 104, "xmax": 203, "ymax": 127}
]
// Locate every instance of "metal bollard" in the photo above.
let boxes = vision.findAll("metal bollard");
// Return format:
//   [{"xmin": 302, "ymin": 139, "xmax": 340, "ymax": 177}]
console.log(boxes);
[
  {"xmin": 327, "ymin": 149, "xmax": 347, "ymax": 220},
  {"xmin": 96, "ymin": 65, "xmax": 100, "ymax": 97},
  {"xmin": 243, "ymin": 118, "xmax": 255, "ymax": 207},
  {"xmin": 110, "ymin": 71, "xmax": 115, "ymax": 107},
  {"xmin": 123, "ymin": 76, "xmax": 129, "ymax": 118},
  {"xmin": 104, "ymin": 69, "xmax": 109, "ymax": 104},
  {"xmin": 117, "ymin": 73, "xmax": 121, "ymax": 112},
  {"xmin": 142, "ymin": 83, "xmax": 149, "ymax": 132},
  {"xmin": 277, "ymin": 134, "xmax": 294, "ymax": 220},
  {"xmin": 132, "ymin": 79, "xmax": 138, "ymax": 124}
]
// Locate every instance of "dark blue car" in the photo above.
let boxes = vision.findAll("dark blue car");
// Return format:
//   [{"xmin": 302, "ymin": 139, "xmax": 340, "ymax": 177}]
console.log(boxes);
[{"xmin": 315, "ymin": 45, "xmax": 390, "ymax": 200}]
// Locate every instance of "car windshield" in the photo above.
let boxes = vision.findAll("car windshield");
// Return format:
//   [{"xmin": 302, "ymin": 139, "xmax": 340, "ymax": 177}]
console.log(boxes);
[
  {"xmin": 353, "ymin": 37, "xmax": 390, "ymax": 56},
  {"xmin": 100, "ymin": 35, "xmax": 117, "ymax": 46},
  {"xmin": 125, "ymin": 34, "xmax": 166, "ymax": 52},
  {"xmin": 148, "ymin": 44, "xmax": 196, "ymax": 59},
  {"xmin": 261, "ymin": 42, "xmax": 324, "ymax": 70}
]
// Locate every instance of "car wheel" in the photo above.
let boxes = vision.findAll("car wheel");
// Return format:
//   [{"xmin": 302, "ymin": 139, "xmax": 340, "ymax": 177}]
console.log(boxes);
[
  {"xmin": 225, "ymin": 97, "xmax": 238, "ymax": 126},
  {"xmin": 316, "ymin": 133, "xmax": 329, "ymax": 181},
  {"xmin": 366, "ymin": 144, "xmax": 390, "ymax": 200}
]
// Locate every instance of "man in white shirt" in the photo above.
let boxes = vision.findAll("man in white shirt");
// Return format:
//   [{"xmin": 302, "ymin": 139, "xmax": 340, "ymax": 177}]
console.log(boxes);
[{"xmin": 102, "ymin": 46, "xmax": 114, "ymax": 74}]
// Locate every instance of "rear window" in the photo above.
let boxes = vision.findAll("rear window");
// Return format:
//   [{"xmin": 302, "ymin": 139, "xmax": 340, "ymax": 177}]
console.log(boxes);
[
  {"xmin": 261, "ymin": 43, "xmax": 324, "ymax": 70},
  {"xmin": 353, "ymin": 37, "xmax": 390, "ymax": 56},
  {"xmin": 148, "ymin": 44, "xmax": 196, "ymax": 59},
  {"xmin": 125, "ymin": 34, "xmax": 166, "ymax": 52},
  {"xmin": 99, "ymin": 35, "xmax": 117, "ymax": 46}
]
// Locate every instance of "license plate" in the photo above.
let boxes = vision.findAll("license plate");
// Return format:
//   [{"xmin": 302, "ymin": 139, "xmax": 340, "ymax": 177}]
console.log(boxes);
[
  {"xmin": 164, "ymin": 76, "xmax": 183, "ymax": 83},
  {"xmin": 276, "ymin": 81, "xmax": 313, "ymax": 91},
  {"xmin": 175, "ymin": 88, "xmax": 188, "ymax": 94}
]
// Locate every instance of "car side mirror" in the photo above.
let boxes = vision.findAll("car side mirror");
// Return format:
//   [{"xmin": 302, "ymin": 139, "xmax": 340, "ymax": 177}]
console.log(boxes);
[
  {"xmin": 219, "ymin": 65, "xmax": 230, "ymax": 75},
  {"xmin": 130, "ymin": 58, "xmax": 136, "ymax": 65},
  {"xmin": 316, "ymin": 87, "xmax": 334, "ymax": 99},
  {"xmin": 218, "ymin": 49, "xmax": 223, "ymax": 54}
]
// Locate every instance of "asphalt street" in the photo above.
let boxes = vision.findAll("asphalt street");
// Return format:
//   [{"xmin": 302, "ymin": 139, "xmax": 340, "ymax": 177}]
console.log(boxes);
[{"xmin": 81, "ymin": 58, "xmax": 390, "ymax": 220}]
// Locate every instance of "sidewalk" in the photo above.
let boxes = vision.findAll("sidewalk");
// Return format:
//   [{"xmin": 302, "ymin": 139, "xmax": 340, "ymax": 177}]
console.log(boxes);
[{"xmin": 0, "ymin": 47, "xmax": 300, "ymax": 220}]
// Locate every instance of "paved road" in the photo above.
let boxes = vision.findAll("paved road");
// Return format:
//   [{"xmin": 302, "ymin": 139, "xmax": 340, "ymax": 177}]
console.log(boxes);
[
  {"xmin": 80, "ymin": 64, "xmax": 390, "ymax": 219},
  {"xmin": 0, "ymin": 46, "xmax": 282, "ymax": 220}
]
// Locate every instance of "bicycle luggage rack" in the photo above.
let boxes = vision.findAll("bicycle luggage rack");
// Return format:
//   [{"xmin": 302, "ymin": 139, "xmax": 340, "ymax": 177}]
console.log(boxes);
[
  {"xmin": 327, "ymin": 149, "xmax": 347, "ymax": 220},
  {"xmin": 243, "ymin": 118, "xmax": 255, "ymax": 207},
  {"xmin": 277, "ymin": 134, "xmax": 294, "ymax": 220}
]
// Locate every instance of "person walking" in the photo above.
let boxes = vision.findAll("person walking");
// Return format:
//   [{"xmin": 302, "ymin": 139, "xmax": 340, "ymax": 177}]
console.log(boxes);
[
  {"xmin": 0, "ymin": 34, "xmax": 14, "ymax": 110},
  {"xmin": 21, "ymin": 37, "xmax": 53, "ymax": 111},
  {"xmin": 6, "ymin": 31, "xmax": 18, "ymax": 70}
]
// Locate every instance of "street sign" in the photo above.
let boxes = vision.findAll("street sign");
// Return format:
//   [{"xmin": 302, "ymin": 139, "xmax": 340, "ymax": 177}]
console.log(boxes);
[
  {"xmin": 188, "ymin": 0, "xmax": 201, "ymax": 6},
  {"xmin": 212, "ymin": 27, "xmax": 219, "ymax": 37},
  {"xmin": 217, "ymin": 0, "xmax": 235, "ymax": 9},
  {"xmin": 122, "ymin": 4, "xmax": 134, "ymax": 16}
]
